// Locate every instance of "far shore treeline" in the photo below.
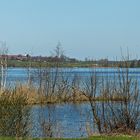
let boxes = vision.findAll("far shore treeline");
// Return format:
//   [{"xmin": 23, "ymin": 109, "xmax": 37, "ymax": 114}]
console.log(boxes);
[
  {"xmin": 1, "ymin": 53, "xmax": 140, "ymax": 68},
  {"xmin": 0, "ymin": 45, "xmax": 139, "ymax": 68}
]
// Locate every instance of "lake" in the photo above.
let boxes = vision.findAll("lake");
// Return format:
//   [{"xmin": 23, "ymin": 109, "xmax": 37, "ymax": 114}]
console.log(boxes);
[
  {"xmin": 31, "ymin": 103, "xmax": 93, "ymax": 138},
  {"xmin": 5, "ymin": 67, "xmax": 140, "ymax": 86},
  {"xmin": 2, "ymin": 67, "xmax": 140, "ymax": 138}
]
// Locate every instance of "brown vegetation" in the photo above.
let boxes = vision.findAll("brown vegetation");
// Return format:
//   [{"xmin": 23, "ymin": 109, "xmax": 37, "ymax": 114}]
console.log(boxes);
[
  {"xmin": 5, "ymin": 84, "xmax": 128, "ymax": 105},
  {"xmin": 0, "ymin": 87, "xmax": 30, "ymax": 137}
]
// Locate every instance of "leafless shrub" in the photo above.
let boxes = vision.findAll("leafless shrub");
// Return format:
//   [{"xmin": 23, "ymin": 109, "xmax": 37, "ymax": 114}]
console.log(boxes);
[
  {"xmin": 82, "ymin": 64, "xmax": 140, "ymax": 135},
  {"xmin": 106, "ymin": 66, "xmax": 140, "ymax": 134}
]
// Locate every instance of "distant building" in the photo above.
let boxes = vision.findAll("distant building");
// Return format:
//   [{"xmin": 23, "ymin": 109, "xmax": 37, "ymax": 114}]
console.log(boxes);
[
  {"xmin": 0, "ymin": 54, "xmax": 27, "ymax": 60},
  {"xmin": 0, "ymin": 54, "xmax": 78, "ymax": 62}
]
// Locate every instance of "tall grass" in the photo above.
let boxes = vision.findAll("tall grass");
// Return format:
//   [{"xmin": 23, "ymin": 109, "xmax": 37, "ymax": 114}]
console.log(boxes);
[{"xmin": 0, "ymin": 87, "xmax": 31, "ymax": 138}]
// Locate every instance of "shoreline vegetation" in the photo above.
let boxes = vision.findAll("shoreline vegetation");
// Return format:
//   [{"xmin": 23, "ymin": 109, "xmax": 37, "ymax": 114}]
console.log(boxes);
[
  {"xmin": 1, "ymin": 46, "xmax": 140, "ymax": 68},
  {"xmin": 0, "ymin": 64, "xmax": 140, "ymax": 138},
  {"xmin": 0, "ymin": 85, "xmax": 128, "ymax": 105},
  {"xmin": 1, "ymin": 49, "xmax": 140, "ymax": 139},
  {"xmin": 0, "ymin": 135, "xmax": 140, "ymax": 140},
  {"xmin": 7, "ymin": 59, "xmax": 140, "ymax": 68},
  {"xmin": 1, "ymin": 63, "xmax": 140, "ymax": 138}
]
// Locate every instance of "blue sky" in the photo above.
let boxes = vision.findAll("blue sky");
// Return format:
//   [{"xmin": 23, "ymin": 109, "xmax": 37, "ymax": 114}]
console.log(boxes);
[{"xmin": 0, "ymin": 0, "xmax": 140, "ymax": 60}]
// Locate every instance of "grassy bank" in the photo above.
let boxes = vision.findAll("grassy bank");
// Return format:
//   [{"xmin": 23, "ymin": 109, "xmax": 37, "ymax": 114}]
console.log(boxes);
[
  {"xmin": 7, "ymin": 60, "xmax": 94, "ymax": 68},
  {"xmin": 7, "ymin": 59, "xmax": 110, "ymax": 68}
]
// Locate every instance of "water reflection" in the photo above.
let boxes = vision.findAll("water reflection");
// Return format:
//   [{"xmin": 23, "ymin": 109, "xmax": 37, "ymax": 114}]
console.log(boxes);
[{"xmin": 31, "ymin": 103, "xmax": 93, "ymax": 138}]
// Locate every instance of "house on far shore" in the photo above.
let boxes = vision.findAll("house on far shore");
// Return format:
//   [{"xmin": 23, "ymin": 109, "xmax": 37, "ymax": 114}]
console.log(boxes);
[{"xmin": 0, "ymin": 54, "xmax": 28, "ymax": 61}]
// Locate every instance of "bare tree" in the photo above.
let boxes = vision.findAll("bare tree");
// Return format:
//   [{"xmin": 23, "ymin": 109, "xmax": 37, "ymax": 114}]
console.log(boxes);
[
  {"xmin": 81, "ymin": 69, "xmax": 103, "ymax": 133},
  {"xmin": 54, "ymin": 42, "xmax": 64, "ymax": 58},
  {"xmin": 0, "ymin": 41, "xmax": 8, "ymax": 91}
]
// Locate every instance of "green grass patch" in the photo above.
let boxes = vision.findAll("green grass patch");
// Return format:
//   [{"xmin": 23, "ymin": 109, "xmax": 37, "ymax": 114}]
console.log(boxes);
[
  {"xmin": 0, "ymin": 135, "xmax": 139, "ymax": 140},
  {"xmin": 89, "ymin": 135, "xmax": 139, "ymax": 140}
]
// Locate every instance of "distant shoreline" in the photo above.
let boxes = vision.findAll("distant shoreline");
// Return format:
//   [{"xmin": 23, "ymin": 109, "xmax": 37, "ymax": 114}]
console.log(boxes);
[{"xmin": 6, "ymin": 59, "xmax": 139, "ymax": 68}]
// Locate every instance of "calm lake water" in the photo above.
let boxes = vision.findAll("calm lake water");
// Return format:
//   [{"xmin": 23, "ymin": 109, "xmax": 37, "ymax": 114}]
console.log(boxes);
[
  {"xmin": 31, "ymin": 103, "xmax": 93, "ymax": 138},
  {"xmin": 5, "ymin": 67, "xmax": 140, "ymax": 85},
  {"xmin": 4, "ymin": 67, "xmax": 140, "ymax": 138}
]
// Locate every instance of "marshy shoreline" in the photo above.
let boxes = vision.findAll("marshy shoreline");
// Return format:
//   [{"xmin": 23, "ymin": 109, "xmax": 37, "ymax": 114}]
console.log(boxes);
[
  {"xmin": 9, "ymin": 85, "xmax": 126, "ymax": 105},
  {"xmin": 1, "ymin": 66, "xmax": 140, "ymax": 139}
]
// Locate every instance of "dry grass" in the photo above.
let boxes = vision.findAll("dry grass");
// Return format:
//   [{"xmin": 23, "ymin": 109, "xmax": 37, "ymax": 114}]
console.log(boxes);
[{"xmin": 0, "ymin": 85, "xmax": 127, "ymax": 105}]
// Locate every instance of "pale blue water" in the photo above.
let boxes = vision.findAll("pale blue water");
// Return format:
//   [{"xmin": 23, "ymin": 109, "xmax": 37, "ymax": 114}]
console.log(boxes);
[
  {"xmin": 5, "ymin": 67, "xmax": 140, "ymax": 86},
  {"xmin": 31, "ymin": 103, "xmax": 93, "ymax": 138}
]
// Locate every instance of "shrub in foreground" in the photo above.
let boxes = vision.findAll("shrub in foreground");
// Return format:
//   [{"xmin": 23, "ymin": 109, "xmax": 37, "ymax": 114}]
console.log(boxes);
[{"xmin": 0, "ymin": 87, "xmax": 31, "ymax": 137}]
